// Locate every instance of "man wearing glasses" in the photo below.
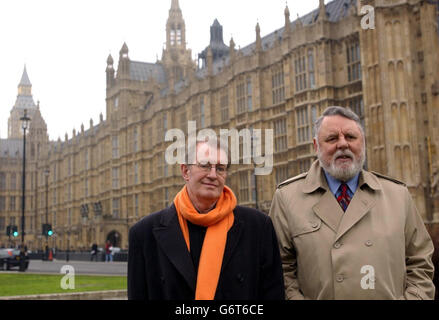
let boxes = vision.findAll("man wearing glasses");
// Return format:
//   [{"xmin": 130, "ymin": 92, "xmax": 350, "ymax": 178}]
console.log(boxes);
[{"xmin": 128, "ymin": 139, "xmax": 284, "ymax": 300}]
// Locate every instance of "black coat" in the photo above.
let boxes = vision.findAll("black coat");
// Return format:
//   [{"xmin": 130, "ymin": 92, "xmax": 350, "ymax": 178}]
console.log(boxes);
[{"xmin": 128, "ymin": 204, "xmax": 285, "ymax": 300}]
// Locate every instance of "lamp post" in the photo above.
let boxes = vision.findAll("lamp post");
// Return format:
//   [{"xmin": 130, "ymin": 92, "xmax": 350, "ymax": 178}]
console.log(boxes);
[
  {"xmin": 66, "ymin": 227, "xmax": 71, "ymax": 262},
  {"xmin": 250, "ymin": 129, "xmax": 259, "ymax": 210},
  {"xmin": 19, "ymin": 109, "xmax": 30, "ymax": 272},
  {"xmin": 44, "ymin": 169, "xmax": 49, "ymax": 260},
  {"xmin": 254, "ymin": 170, "xmax": 259, "ymax": 210}
]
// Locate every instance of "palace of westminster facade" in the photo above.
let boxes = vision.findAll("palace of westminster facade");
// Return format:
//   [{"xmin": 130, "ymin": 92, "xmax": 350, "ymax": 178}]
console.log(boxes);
[{"xmin": 1, "ymin": 0, "xmax": 439, "ymax": 251}]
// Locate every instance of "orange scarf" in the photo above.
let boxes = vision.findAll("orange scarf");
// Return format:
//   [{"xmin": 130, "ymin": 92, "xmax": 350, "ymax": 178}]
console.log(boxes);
[{"xmin": 173, "ymin": 185, "xmax": 237, "ymax": 300}]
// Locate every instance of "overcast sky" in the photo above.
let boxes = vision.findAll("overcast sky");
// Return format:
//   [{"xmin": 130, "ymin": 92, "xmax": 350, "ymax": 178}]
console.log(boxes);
[{"xmin": 0, "ymin": 0, "xmax": 320, "ymax": 141}]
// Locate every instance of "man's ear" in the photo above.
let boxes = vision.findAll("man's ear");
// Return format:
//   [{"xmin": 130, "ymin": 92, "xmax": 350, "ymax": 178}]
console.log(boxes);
[
  {"xmin": 313, "ymin": 138, "xmax": 318, "ymax": 153},
  {"xmin": 181, "ymin": 164, "xmax": 190, "ymax": 182}
]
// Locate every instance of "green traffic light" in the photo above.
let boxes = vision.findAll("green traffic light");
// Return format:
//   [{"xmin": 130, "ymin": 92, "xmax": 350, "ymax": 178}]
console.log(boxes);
[
  {"xmin": 48, "ymin": 230, "xmax": 53, "ymax": 236},
  {"xmin": 13, "ymin": 231, "xmax": 18, "ymax": 237}
]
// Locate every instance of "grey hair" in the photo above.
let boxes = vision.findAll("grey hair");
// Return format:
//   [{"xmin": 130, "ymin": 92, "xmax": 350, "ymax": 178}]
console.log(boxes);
[
  {"xmin": 314, "ymin": 106, "xmax": 365, "ymax": 139},
  {"xmin": 186, "ymin": 137, "xmax": 231, "ymax": 167}
]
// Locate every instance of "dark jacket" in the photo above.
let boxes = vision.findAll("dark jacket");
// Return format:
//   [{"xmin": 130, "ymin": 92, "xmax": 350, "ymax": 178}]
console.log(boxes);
[{"xmin": 128, "ymin": 204, "xmax": 285, "ymax": 300}]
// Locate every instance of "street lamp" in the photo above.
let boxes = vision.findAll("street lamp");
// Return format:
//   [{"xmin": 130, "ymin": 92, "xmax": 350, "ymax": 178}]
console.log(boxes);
[
  {"xmin": 44, "ymin": 168, "xmax": 49, "ymax": 260},
  {"xmin": 44, "ymin": 169, "xmax": 49, "ymax": 226},
  {"xmin": 19, "ymin": 109, "xmax": 30, "ymax": 272},
  {"xmin": 250, "ymin": 129, "xmax": 259, "ymax": 210}
]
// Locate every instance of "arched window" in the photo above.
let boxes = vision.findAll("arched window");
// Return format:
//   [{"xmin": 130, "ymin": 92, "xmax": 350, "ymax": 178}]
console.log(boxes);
[{"xmin": 177, "ymin": 25, "xmax": 182, "ymax": 45}]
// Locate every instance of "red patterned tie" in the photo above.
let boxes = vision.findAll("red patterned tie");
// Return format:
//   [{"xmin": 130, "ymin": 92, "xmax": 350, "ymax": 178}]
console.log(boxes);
[{"xmin": 337, "ymin": 183, "xmax": 351, "ymax": 212}]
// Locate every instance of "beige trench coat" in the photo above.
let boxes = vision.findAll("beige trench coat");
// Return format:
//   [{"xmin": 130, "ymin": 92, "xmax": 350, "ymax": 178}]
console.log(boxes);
[{"xmin": 269, "ymin": 160, "xmax": 435, "ymax": 300}]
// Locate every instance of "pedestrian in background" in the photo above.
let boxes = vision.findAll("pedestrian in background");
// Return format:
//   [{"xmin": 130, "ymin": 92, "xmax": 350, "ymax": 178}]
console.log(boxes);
[
  {"xmin": 105, "ymin": 240, "xmax": 113, "ymax": 262},
  {"xmin": 90, "ymin": 243, "xmax": 98, "ymax": 262}
]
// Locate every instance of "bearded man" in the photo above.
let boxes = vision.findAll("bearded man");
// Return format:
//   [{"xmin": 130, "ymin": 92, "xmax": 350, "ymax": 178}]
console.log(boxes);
[{"xmin": 269, "ymin": 106, "xmax": 435, "ymax": 300}]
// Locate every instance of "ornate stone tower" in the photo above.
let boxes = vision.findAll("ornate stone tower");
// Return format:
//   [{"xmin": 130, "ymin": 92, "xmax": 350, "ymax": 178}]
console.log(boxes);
[
  {"xmin": 8, "ymin": 66, "xmax": 38, "ymax": 138},
  {"xmin": 7, "ymin": 66, "xmax": 48, "ymax": 158},
  {"xmin": 161, "ymin": 0, "xmax": 195, "ymax": 87}
]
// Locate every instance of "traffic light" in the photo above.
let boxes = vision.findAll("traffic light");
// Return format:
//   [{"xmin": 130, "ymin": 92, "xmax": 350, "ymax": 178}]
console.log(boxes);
[
  {"xmin": 42, "ymin": 224, "xmax": 53, "ymax": 237},
  {"xmin": 47, "ymin": 224, "xmax": 53, "ymax": 236},
  {"xmin": 6, "ymin": 225, "xmax": 11, "ymax": 236},
  {"xmin": 12, "ymin": 225, "xmax": 18, "ymax": 237}
]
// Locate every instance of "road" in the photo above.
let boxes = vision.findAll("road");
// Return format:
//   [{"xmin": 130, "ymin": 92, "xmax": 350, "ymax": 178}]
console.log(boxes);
[{"xmin": 24, "ymin": 259, "xmax": 127, "ymax": 276}]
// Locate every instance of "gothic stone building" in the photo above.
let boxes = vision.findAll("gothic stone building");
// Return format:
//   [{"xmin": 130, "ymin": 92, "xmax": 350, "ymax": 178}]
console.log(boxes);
[
  {"xmin": 0, "ymin": 66, "xmax": 49, "ymax": 249},
  {"xmin": 1, "ymin": 0, "xmax": 439, "ymax": 251}
]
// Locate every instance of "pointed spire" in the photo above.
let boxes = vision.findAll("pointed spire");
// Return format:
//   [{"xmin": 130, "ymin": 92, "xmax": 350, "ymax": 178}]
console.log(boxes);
[
  {"xmin": 106, "ymin": 54, "xmax": 115, "ymax": 87},
  {"xmin": 285, "ymin": 3, "xmax": 290, "ymax": 18},
  {"xmin": 166, "ymin": 0, "xmax": 186, "ymax": 49},
  {"xmin": 19, "ymin": 65, "xmax": 32, "ymax": 87},
  {"xmin": 256, "ymin": 22, "xmax": 262, "ymax": 51},
  {"xmin": 284, "ymin": 4, "xmax": 291, "ymax": 35},
  {"xmin": 171, "ymin": 0, "xmax": 180, "ymax": 10},
  {"xmin": 107, "ymin": 54, "xmax": 114, "ymax": 67},
  {"xmin": 228, "ymin": 37, "xmax": 235, "ymax": 64},
  {"xmin": 318, "ymin": 0, "xmax": 327, "ymax": 21},
  {"xmin": 296, "ymin": 13, "xmax": 303, "ymax": 28},
  {"xmin": 210, "ymin": 19, "xmax": 224, "ymax": 43},
  {"xmin": 169, "ymin": 0, "xmax": 182, "ymax": 17},
  {"xmin": 120, "ymin": 42, "xmax": 129, "ymax": 57},
  {"xmin": 117, "ymin": 43, "xmax": 130, "ymax": 79}
]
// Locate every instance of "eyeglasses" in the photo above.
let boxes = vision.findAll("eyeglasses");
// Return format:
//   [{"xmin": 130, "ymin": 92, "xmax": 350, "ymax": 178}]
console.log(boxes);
[{"xmin": 192, "ymin": 163, "xmax": 228, "ymax": 176}]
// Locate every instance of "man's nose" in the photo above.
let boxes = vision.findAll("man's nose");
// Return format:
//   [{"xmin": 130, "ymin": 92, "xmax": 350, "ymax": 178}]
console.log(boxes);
[
  {"xmin": 206, "ymin": 166, "xmax": 218, "ymax": 178},
  {"xmin": 337, "ymin": 135, "xmax": 349, "ymax": 149}
]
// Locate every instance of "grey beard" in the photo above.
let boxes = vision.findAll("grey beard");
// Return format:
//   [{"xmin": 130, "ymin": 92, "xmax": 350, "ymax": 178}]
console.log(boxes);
[{"xmin": 318, "ymin": 149, "xmax": 365, "ymax": 182}]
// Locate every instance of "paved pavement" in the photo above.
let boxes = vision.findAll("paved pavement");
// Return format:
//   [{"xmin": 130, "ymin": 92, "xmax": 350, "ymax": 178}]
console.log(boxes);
[{"xmin": 24, "ymin": 259, "xmax": 127, "ymax": 276}]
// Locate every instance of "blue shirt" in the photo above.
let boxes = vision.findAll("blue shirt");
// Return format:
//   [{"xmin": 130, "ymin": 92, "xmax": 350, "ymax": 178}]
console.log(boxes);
[{"xmin": 323, "ymin": 170, "xmax": 360, "ymax": 200}]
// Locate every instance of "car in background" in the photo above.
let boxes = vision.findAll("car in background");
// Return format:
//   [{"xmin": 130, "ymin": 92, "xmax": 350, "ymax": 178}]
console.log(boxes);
[{"xmin": 0, "ymin": 248, "xmax": 29, "ymax": 271}]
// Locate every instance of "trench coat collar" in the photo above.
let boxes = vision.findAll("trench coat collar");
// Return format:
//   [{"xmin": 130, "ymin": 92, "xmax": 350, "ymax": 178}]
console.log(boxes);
[
  {"xmin": 303, "ymin": 160, "xmax": 382, "ymax": 194},
  {"xmin": 306, "ymin": 160, "xmax": 382, "ymax": 236},
  {"xmin": 302, "ymin": 160, "xmax": 330, "ymax": 194},
  {"xmin": 152, "ymin": 203, "xmax": 243, "ymax": 295},
  {"xmin": 359, "ymin": 169, "xmax": 381, "ymax": 191}
]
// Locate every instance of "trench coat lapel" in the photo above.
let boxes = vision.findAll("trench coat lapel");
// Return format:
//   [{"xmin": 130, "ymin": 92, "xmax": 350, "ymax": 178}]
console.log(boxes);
[
  {"xmin": 152, "ymin": 205, "xmax": 196, "ymax": 292},
  {"xmin": 334, "ymin": 172, "xmax": 378, "ymax": 243},
  {"xmin": 306, "ymin": 161, "xmax": 343, "ymax": 233},
  {"xmin": 313, "ymin": 191, "xmax": 343, "ymax": 234},
  {"xmin": 306, "ymin": 162, "xmax": 381, "ymax": 241}
]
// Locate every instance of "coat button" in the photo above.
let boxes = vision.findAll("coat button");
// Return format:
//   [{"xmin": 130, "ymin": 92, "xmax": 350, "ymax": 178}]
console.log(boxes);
[
  {"xmin": 336, "ymin": 275, "xmax": 344, "ymax": 283},
  {"xmin": 333, "ymin": 242, "xmax": 341, "ymax": 249},
  {"xmin": 236, "ymin": 273, "xmax": 244, "ymax": 283},
  {"xmin": 311, "ymin": 222, "xmax": 319, "ymax": 229},
  {"xmin": 365, "ymin": 240, "xmax": 373, "ymax": 247}
]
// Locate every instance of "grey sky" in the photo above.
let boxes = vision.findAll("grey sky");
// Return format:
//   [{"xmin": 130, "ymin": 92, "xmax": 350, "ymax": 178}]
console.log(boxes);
[{"xmin": 0, "ymin": 0, "xmax": 320, "ymax": 140}]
